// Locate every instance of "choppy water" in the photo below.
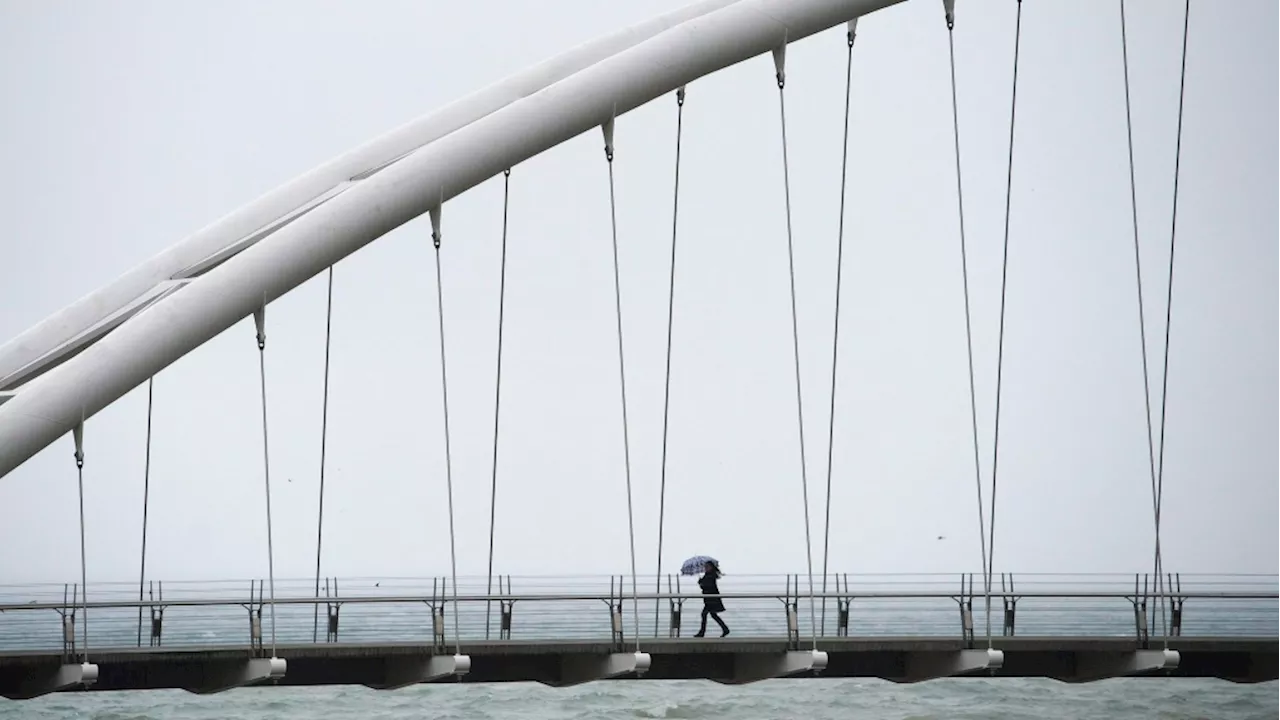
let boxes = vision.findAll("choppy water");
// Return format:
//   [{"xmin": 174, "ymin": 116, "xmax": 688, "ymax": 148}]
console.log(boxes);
[{"xmin": 3, "ymin": 678, "xmax": 1276, "ymax": 720}]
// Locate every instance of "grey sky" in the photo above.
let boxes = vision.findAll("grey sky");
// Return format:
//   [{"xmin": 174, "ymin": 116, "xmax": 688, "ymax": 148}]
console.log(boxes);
[{"xmin": 0, "ymin": 0, "xmax": 1275, "ymax": 585}]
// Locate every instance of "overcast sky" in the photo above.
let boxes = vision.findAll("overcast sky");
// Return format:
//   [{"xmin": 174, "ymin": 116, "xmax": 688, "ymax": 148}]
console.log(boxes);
[{"xmin": 0, "ymin": 0, "xmax": 1275, "ymax": 587}]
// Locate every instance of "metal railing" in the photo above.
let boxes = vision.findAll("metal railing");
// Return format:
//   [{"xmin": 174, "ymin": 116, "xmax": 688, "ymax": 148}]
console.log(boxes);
[{"xmin": 0, "ymin": 572, "xmax": 1273, "ymax": 655}]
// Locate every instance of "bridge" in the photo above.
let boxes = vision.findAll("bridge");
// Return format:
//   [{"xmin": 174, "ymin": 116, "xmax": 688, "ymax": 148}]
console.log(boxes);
[
  {"xmin": 0, "ymin": 0, "xmax": 1276, "ymax": 703},
  {"xmin": 0, "ymin": 572, "xmax": 1275, "ymax": 697}
]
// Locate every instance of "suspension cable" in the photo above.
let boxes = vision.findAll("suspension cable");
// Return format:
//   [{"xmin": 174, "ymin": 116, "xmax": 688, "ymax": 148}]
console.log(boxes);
[
  {"xmin": 602, "ymin": 123, "xmax": 642, "ymax": 653},
  {"xmin": 1118, "ymin": 0, "xmax": 1166, "ymax": 641},
  {"xmin": 945, "ymin": 3, "xmax": 991, "ymax": 641},
  {"xmin": 820, "ymin": 25, "xmax": 856, "ymax": 638},
  {"xmin": 987, "ymin": 0, "xmax": 1023, "ymax": 650},
  {"xmin": 773, "ymin": 47, "xmax": 819, "ymax": 651},
  {"xmin": 313, "ymin": 266, "xmax": 335, "ymax": 643},
  {"xmin": 1153, "ymin": 0, "xmax": 1192, "ymax": 647},
  {"xmin": 653, "ymin": 87, "xmax": 685, "ymax": 636},
  {"xmin": 253, "ymin": 310, "xmax": 279, "ymax": 658},
  {"xmin": 486, "ymin": 168, "xmax": 512, "ymax": 640},
  {"xmin": 430, "ymin": 211, "xmax": 463, "ymax": 657},
  {"xmin": 73, "ymin": 425, "xmax": 90, "ymax": 664},
  {"xmin": 137, "ymin": 376, "xmax": 154, "ymax": 647}
]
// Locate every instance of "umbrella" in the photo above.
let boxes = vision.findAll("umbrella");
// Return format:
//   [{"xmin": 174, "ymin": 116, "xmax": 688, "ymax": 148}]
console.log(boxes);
[{"xmin": 680, "ymin": 555, "xmax": 719, "ymax": 576}]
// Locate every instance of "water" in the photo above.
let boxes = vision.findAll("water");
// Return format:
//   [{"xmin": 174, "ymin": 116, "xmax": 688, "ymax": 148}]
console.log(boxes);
[{"xmin": 2, "ymin": 678, "xmax": 1276, "ymax": 719}]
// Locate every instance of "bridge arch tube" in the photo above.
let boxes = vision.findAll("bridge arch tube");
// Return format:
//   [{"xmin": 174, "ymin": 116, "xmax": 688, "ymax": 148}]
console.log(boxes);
[
  {"xmin": 0, "ymin": 0, "xmax": 742, "ymax": 385},
  {"xmin": 0, "ymin": 0, "xmax": 902, "ymax": 478}
]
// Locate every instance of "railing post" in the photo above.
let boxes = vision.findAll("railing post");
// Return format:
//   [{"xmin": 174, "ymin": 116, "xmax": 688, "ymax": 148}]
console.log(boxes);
[
  {"xmin": 957, "ymin": 574, "xmax": 975, "ymax": 648},
  {"xmin": 149, "ymin": 580, "xmax": 165, "ymax": 647},
  {"xmin": 246, "ymin": 579, "xmax": 265, "ymax": 657},
  {"xmin": 1168, "ymin": 573, "xmax": 1184, "ymax": 637},
  {"xmin": 324, "ymin": 577, "xmax": 341, "ymax": 643},
  {"xmin": 496, "ymin": 575, "xmax": 514, "ymax": 640},
  {"xmin": 1132, "ymin": 573, "xmax": 1150, "ymax": 648},
  {"xmin": 605, "ymin": 575, "xmax": 626, "ymax": 649},
  {"xmin": 430, "ymin": 577, "xmax": 447, "ymax": 651},
  {"xmin": 783, "ymin": 574, "xmax": 800, "ymax": 650},
  {"xmin": 835, "ymin": 573, "xmax": 851, "ymax": 637},
  {"xmin": 666, "ymin": 574, "xmax": 684, "ymax": 638},
  {"xmin": 60, "ymin": 583, "xmax": 77, "ymax": 662},
  {"xmin": 1001, "ymin": 573, "xmax": 1017, "ymax": 637}
]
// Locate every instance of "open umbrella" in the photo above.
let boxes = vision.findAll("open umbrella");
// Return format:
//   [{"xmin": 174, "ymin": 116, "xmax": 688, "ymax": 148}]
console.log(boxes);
[{"xmin": 680, "ymin": 555, "xmax": 719, "ymax": 576}]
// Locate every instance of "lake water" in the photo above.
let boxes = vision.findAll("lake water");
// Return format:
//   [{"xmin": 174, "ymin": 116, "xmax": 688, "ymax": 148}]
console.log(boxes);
[{"xmin": 2, "ymin": 677, "xmax": 1276, "ymax": 720}]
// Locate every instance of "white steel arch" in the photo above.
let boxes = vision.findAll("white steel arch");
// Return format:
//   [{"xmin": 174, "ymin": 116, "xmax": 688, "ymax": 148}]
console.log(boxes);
[{"xmin": 0, "ymin": 0, "xmax": 904, "ymax": 478}]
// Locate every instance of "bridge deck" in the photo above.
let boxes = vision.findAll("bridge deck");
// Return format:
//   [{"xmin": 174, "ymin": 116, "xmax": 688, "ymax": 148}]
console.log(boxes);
[
  {"xmin": 1, "ymin": 574, "xmax": 1273, "ymax": 696},
  {"xmin": 1, "ymin": 635, "xmax": 1274, "ymax": 694}
]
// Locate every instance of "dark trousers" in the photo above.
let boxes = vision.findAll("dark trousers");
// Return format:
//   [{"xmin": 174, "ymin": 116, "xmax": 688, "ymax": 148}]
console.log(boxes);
[{"xmin": 697, "ymin": 606, "xmax": 729, "ymax": 635}]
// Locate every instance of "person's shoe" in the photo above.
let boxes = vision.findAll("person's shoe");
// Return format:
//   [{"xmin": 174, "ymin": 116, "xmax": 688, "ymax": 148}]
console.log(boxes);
[
  {"xmin": 693, "ymin": 631, "xmax": 705, "ymax": 638},
  {"xmin": 720, "ymin": 629, "xmax": 730, "ymax": 638}
]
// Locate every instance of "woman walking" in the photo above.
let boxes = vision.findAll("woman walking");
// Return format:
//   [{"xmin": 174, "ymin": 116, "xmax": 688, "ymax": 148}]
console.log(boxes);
[{"xmin": 694, "ymin": 560, "xmax": 729, "ymax": 637}]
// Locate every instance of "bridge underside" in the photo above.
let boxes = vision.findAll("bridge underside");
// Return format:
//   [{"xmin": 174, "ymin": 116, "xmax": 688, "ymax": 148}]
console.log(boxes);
[{"xmin": 0, "ymin": 637, "xmax": 1273, "ymax": 698}]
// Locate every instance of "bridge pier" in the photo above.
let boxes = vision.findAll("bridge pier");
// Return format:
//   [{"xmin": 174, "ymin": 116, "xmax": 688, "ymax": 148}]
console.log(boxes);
[
  {"xmin": 183, "ymin": 657, "xmax": 286, "ymax": 695},
  {"xmin": 362, "ymin": 654, "xmax": 471, "ymax": 690},
  {"xmin": 542, "ymin": 651, "xmax": 651, "ymax": 687},
  {"xmin": 0, "ymin": 662, "xmax": 97, "ymax": 700},
  {"xmin": 715, "ymin": 649, "xmax": 829, "ymax": 685},
  {"xmin": 895, "ymin": 648, "xmax": 1004, "ymax": 683},
  {"xmin": 1062, "ymin": 648, "xmax": 1180, "ymax": 683}
]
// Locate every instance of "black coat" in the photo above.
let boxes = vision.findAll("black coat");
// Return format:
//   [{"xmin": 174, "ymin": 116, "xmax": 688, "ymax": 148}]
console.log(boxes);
[{"xmin": 698, "ymin": 573, "xmax": 725, "ymax": 613}]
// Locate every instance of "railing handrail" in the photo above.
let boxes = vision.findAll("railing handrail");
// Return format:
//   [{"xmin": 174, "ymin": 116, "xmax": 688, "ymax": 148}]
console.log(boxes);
[
  {"xmin": 2, "ymin": 573, "xmax": 1275, "ymax": 597},
  {"xmin": 1, "ymin": 588, "xmax": 1275, "ymax": 613},
  {"xmin": 3, "ymin": 571, "xmax": 1276, "ymax": 587}
]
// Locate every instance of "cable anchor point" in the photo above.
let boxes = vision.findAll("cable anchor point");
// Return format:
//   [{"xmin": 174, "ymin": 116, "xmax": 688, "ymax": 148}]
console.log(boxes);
[
  {"xmin": 253, "ymin": 307, "xmax": 266, "ymax": 351},
  {"xmin": 601, "ymin": 117, "xmax": 616, "ymax": 163},
  {"xmin": 847, "ymin": 19, "xmax": 857, "ymax": 47},
  {"xmin": 430, "ymin": 205, "xmax": 443, "ymax": 250},
  {"xmin": 72, "ymin": 422, "xmax": 85, "ymax": 469},
  {"xmin": 943, "ymin": 0, "xmax": 956, "ymax": 30},
  {"xmin": 772, "ymin": 42, "xmax": 786, "ymax": 89}
]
